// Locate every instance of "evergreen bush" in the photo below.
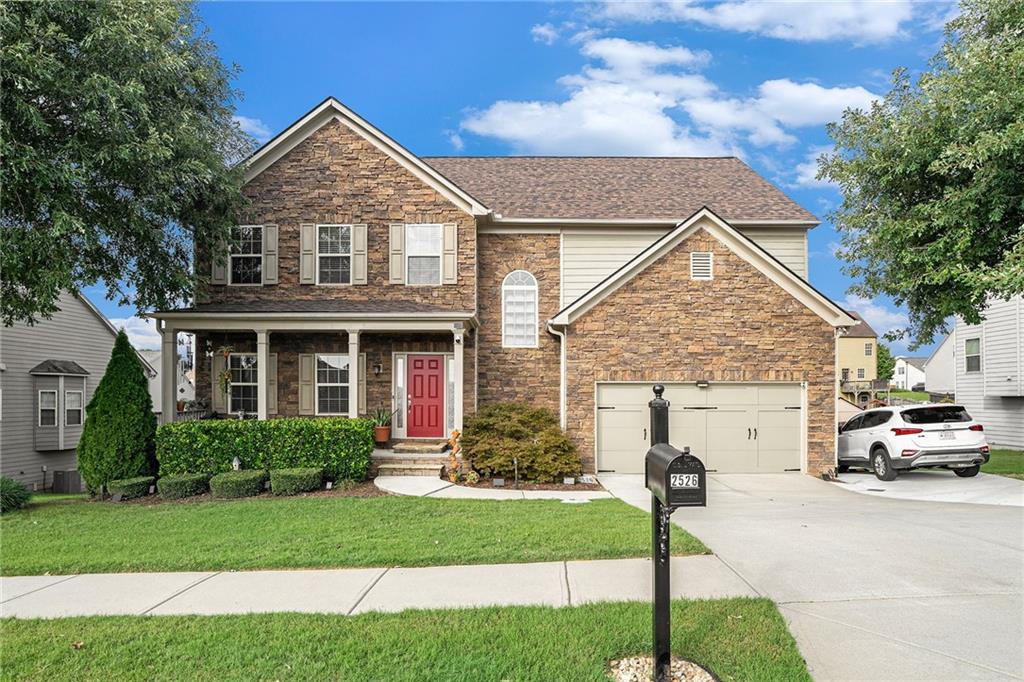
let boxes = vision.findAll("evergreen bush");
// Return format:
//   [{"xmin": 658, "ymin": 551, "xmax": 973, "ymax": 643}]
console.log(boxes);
[
  {"xmin": 107, "ymin": 476, "xmax": 155, "ymax": 500},
  {"xmin": 270, "ymin": 467, "xmax": 323, "ymax": 495},
  {"xmin": 210, "ymin": 470, "xmax": 267, "ymax": 499},
  {"xmin": 157, "ymin": 473, "xmax": 210, "ymax": 499},
  {"xmin": 0, "ymin": 477, "xmax": 32, "ymax": 513},
  {"xmin": 460, "ymin": 403, "xmax": 580, "ymax": 482}
]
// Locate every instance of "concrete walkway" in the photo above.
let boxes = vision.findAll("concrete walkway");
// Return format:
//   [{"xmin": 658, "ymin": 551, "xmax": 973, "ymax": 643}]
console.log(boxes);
[
  {"xmin": 0, "ymin": 555, "xmax": 754, "ymax": 619},
  {"xmin": 838, "ymin": 469, "xmax": 1024, "ymax": 506},
  {"xmin": 374, "ymin": 475, "xmax": 613, "ymax": 500}
]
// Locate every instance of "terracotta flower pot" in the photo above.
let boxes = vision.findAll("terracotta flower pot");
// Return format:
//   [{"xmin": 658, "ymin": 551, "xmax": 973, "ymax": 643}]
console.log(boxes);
[{"xmin": 374, "ymin": 425, "xmax": 391, "ymax": 445}]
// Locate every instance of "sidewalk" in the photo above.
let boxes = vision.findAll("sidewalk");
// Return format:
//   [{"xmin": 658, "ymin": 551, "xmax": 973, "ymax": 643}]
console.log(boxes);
[
  {"xmin": 0, "ymin": 556, "xmax": 755, "ymax": 619},
  {"xmin": 374, "ymin": 475, "xmax": 614, "ymax": 500}
]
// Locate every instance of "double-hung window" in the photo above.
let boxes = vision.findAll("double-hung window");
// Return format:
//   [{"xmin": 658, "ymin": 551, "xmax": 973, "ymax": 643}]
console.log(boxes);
[
  {"xmin": 229, "ymin": 353, "xmax": 258, "ymax": 414},
  {"xmin": 38, "ymin": 390, "xmax": 57, "ymax": 427},
  {"xmin": 406, "ymin": 224, "xmax": 442, "ymax": 285},
  {"xmin": 857, "ymin": 368, "xmax": 865, "ymax": 379},
  {"xmin": 229, "ymin": 225, "xmax": 263, "ymax": 285},
  {"xmin": 502, "ymin": 270, "xmax": 538, "ymax": 348},
  {"xmin": 65, "ymin": 391, "xmax": 83, "ymax": 426},
  {"xmin": 965, "ymin": 338, "xmax": 981, "ymax": 373},
  {"xmin": 316, "ymin": 354, "xmax": 349, "ymax": 415},
  {"xmin": 317, "ymin": 224, "xmax": 352, "ymax": 284},
  {"xmin": 864, "ymin": 343, "xmax": 873, "ymax": 356}
]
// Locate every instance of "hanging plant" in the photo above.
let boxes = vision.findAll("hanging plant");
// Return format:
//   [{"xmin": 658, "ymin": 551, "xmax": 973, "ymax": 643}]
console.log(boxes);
[{"xmin": 216, "ymin": 345, "xmax": 234, "ymax": 396}]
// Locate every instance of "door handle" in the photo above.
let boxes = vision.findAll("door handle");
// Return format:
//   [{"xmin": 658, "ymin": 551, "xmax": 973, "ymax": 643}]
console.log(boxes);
[
  {"xmin": 748, "ymin": 428, "xmax": 751, "ymax": 439},
  {"xmin": 407, "ymin": 394, "xmax": 413, "ymax": 411},
  {"xmin": 754, "ymin": 428, "xmax": 758, "ymax": 440},
  {"xmin": 643, "ymin": 427, "xmax": 647, "ymax": 441}
]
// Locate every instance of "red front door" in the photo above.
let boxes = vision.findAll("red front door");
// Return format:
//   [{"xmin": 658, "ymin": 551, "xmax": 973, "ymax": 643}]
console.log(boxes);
[{"xmin": 407, "ymin": 355, "xmax": 445, "ymax": 438}]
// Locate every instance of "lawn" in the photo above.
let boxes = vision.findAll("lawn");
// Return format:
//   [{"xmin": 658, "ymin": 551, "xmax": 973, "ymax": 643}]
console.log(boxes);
[
  {"xmin": 886, "ymin": 389, "xmax": 930, "ymax": 402},
  {"xmin": 0, "ymin": 598, "xmax": 808, "ymax": 682},
  {"xmin": 0, "ymin": 494, "xmax": 707, "ymax": 575},
  {"xmin": 983, "ymin": 448, "xmax": 1024, "ymax": 480}
]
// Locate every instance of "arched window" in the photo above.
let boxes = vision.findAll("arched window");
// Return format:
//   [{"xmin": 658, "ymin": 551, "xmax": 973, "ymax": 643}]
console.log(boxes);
[{"xmin": 502, "ymin": 270, "xmax": 538, "ymax": 348}]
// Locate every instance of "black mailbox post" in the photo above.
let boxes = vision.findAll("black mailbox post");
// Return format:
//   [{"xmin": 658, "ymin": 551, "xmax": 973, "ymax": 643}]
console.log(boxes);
[{"xmin": 645, "ymin": 385, "xmax": 707, "ymax": 682}]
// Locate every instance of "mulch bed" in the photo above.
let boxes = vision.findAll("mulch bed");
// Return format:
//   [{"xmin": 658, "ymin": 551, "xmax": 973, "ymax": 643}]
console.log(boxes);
[{"xmin": 100, "ymin": 480, "xmax": 390, "ymax": 505}]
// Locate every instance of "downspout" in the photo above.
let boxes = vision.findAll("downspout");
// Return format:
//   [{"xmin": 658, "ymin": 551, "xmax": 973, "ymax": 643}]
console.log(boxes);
[{"xmin": 547, "ymin": 322, "xmax": 567, "ymax": 429}]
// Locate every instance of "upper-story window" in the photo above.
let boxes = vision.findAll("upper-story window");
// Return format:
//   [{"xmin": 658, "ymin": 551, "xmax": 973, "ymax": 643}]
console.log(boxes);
[
  {"xmin": 65, "ymin": 390, "xmax": 83, "ymax": 426},
  {"xmin": 502, "ymin": 270, "xmax": 538, "ymax": 348},
  {"xmin": 406, "ymin": 224, "xmax": 442, "ymax": 285},
  {"xmin": 317, "ymin": 225, "xmax": 351, "ymax": 285},
  {"xmin": 965, "ymin": 338, "xmax": 981, "ymax": 373},
  {"xmin": 230, "ymin": 225, "xmax": 263, "ymax": 285},
  {"xmin": 229, "ymin": 353, "xmax": 258, "ymax": 413},
  {"xmin": 864, "ymin": 342, "xmax": 873, "ymax": 356}
]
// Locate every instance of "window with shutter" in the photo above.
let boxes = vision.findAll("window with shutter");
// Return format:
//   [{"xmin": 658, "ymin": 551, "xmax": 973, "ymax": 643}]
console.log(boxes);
[
  {"xmin": 405, "ymin": 224, "xmax": 442, "ymax": 285},
  {"xmin": 230, "ymin": 226, "xmax": 263, "ymax": 285},
  {"xmin": 316, "ymin": 224, "xmax": 352, "ymax": 285},
  {"xmin": 690, "ymin": 252, "xmax": 713, "ymax": 280},
  {"xmin": 502, "ymin": 270, "xmax": 538, "ymax": 348}
]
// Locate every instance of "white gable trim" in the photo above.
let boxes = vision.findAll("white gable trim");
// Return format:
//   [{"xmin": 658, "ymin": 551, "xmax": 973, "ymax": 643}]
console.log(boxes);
[
  {"xmin": 243, "ymin": 97, "xmax": 489, "ymax": 216},
  {"xmin": 549, "ymin": 207, "xmax": 856, "ymax": 329}
]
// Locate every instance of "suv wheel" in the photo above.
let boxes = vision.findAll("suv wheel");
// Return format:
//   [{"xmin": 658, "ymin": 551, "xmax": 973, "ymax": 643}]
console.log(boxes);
[
  {"xmin": 953, "ymin": 465, "xmax": 981, "ymax": 478},
  {"xmin": 871, "ymin": 448, "xmax": 897, "ymax": 482}
]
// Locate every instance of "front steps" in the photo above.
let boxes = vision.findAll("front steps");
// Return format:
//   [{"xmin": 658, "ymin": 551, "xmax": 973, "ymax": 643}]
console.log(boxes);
[{"xmin": 372, "ymin": 444, "xmax": 452, "ymax": 477}]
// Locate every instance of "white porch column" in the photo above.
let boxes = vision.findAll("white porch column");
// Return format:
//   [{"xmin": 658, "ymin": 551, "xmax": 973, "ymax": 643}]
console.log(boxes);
[
  {"xmin": 453, "ymin": 325, "xmax": 465, "ymax": 434},
  {"xmin": 348, "ymin": 330, "xmax": 360, "ymax": 418},
  {"xmin": 256, "ymin": 329, "xmax": 269, "ymax": 420},
  {"xmin": 160, "ymin": 324, "xmax": 177, "ymax": 424}
]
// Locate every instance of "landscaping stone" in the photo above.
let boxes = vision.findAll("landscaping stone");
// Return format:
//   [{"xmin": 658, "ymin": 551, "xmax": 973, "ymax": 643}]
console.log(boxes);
[{"xmin": 608, "ymin": 656, "xmax": 714, "ymax": 682}]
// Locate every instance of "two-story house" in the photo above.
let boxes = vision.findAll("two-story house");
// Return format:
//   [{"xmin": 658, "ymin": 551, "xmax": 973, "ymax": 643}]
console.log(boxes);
[
  {"xmin": 837, "ymin": 312, "xmax": 883, "ymax": 406},
  {"xmin": 151, "ymin": 97, "xmax": 856, "ymax": 477}
]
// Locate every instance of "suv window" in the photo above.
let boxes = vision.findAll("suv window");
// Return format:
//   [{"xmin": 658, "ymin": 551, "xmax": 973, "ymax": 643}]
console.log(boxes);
[
  {"xmin": 861, "ymin": 411, "xmax": 892, "ymax": 429},
  {"xmin": 901, "ymin": 406, "xmax": 971, "ymax": 424},
  {"xmin": 841, "ymin": 415, "xmax": 865, "ymax": 432}
]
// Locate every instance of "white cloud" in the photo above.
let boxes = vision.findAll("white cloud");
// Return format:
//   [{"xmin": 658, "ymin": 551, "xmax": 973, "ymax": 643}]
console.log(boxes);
[
  {"xmin": 108, "ymin": 316, "xmax": 162, "ymax": 350},
  {"xmin": 792, "ymin": 145, "xmax": 834, "ymax": 188},
  {"xmin": 841, "ymin": 294, "xmax": 909, "ymax": 337},
  {"xmin": 594, "ymin": 0, "xmax": 916, "ymax": 43},
  {"xmin": 445, "ymin": 130, "xmax": 465, "ymax": 151},
  {"xmin": 461, "ymin": 36, "xmax": 878, "ymax": 156},
  {"xmin": 531, "ymin": 23, "xmax": 559, "ymax": 45},
  {"xmin": 233, "ymin": 115, "xmax": 272, "ymax": 142}
]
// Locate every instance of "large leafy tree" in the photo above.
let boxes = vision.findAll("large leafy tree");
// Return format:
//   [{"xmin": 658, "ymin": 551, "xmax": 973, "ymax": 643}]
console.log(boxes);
[
  {"xmin": 819, "ymin": 0, "xmax": 1024, "ymax": 346},
  {"xmin": 1, "ymin": 0, "xmax": 252, "ymax": 325},
  {"xmin": 876, "ymin": 342, "xmax": 896, "ymax": 382}
]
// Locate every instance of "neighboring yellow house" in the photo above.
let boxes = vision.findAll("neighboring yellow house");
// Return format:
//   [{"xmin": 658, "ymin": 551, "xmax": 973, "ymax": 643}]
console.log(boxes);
[{"xmin": 838, "ymin": 312, "xmax": 881, "ymax": 406}]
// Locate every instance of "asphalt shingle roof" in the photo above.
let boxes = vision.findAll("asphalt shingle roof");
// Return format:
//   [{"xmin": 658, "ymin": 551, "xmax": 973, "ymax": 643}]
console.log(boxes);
[
  {"xmin": 843, "ymin": 311, "xmax": 878, "ymax": 338},
  {"xmin": 423, "ymin": 156, "xmax": 817, "ymax": 222},
  {"xmin": 165, "ymin": 300, "xmax": 463, "ymax": 314},
  {"xmin": 29, "ymin": 359, "xmax": 89, "ymax": 376}
]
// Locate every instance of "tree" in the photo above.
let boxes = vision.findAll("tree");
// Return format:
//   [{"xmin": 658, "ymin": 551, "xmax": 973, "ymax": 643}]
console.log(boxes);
[
  {"xmin": 1, "ymin": 0, "xmax": 253, "ymax": 325},
  {"xmin": 876, "ymin": 342, "xmax": 896, "ymax": 382},
  {"xmin": 819, "ymin": 0, "xmax": 1024, "ymax": 346},
  {"xmin": 78, "ymin": 330, "xmax": 157, "ymax": 494}
]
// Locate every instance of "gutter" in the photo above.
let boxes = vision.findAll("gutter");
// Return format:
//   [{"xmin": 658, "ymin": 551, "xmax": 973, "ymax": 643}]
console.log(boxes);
[{"xmin": 547, "ymin": 322, "xmax": 567, "ymax": 429}]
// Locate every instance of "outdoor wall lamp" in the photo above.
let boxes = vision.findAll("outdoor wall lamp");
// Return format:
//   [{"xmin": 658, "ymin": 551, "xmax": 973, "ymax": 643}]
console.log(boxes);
[{"xmin": 373, "ymin": 363, "xmax": 383, "ymax": 376}]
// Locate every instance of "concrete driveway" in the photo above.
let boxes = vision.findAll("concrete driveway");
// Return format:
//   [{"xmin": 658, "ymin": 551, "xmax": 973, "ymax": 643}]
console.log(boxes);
[
  {"xmin": 838, "ymin": 470, "xmax": 1024, "ymax": 507},
  {"xmin": 600, "ymin": 473, "xmax": 1024, "ymax": 681}
]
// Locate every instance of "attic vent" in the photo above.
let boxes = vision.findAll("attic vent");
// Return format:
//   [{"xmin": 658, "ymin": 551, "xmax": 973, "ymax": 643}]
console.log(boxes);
[{"xmin": 690, "ymin": 252, "xmax": 713, "ymax": 280}]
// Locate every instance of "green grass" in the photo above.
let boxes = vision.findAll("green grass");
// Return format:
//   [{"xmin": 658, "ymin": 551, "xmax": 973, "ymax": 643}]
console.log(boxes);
[
  {"xmin": 0, "ymin": 495, "xmax": 707, "ymax": 575},
  {"xmin": 0, "ymin": 599, "xmax": 807, "ymax": 682},
  {"xmin": 887, "ymin": 389, "xmax": 930, "ymax": 402},
  {"xmin": 982, "ymin": 448, "xmax": 1024, "ymax": 480}
]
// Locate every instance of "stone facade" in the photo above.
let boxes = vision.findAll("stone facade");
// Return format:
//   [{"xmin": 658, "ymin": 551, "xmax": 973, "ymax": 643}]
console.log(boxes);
[
  {"xmin": 476, "ymin": 233, "xmax": 561, "ymax": 413},
  {"xmin": 564, "ymin": 225, "xmax": 836, "ymax": 475},
  {"xmin": 198, "ymin": 119, "xmax": 476, "ymax": 311}
]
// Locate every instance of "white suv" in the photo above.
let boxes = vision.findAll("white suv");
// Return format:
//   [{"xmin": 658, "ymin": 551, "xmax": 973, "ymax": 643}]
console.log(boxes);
[{"xmin": 837, "ymin": 404, "xmax": 990, "ymax": 481}]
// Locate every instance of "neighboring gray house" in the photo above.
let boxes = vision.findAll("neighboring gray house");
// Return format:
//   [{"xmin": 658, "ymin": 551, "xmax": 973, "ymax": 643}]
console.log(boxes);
[
  {"xmin": 138, "ymin": 348, "xmax": 195, "ymax": 417},
  {"xmin": 924, "ymin": 332, "xmax": 955, "ymax": 395},
  {"xmin": 893, "ymin": 356, "xmax": 927, "ymax": 390},
  {"xmin": 0, "ymin": 292, "xmax": 156, "ymax": 489},
  {"xmin": 953, "ymin": 296, "xmax": 1024, "ymax": 448}
]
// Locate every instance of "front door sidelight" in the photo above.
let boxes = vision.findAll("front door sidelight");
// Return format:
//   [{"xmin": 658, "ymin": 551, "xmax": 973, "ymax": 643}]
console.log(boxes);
[{"xmin": 407, "ymin": 354, "xmax": 444, "ymax": 438}]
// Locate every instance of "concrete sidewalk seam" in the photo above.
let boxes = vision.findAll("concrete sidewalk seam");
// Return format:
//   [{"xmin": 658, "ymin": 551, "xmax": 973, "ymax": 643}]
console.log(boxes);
[
  {"xmin": 699, "ymin": 553, "xmax": 761, "ymax": 598},
  {"xmin": 780, "ymin": 603, "xmax": 1022, "ymax": 680},
  {"xmin": 778, "ymin": 590, "xmax": 1023, "ymax": 606},
  {"xmin": 562, "ymin": 561, "xmax": 572, "ymax": 607},
  {"xmin": 0, "ymin": 574, "xmax": 79, "ymax": 604},
  {"xmin": 421, "ymin": 483, "xmax": 454, "ymax": 497},
  {"xmin": 347, "ymin": 567, "xmax": 389, "ymax": 615},
  {"xmin": 140, "ymin": 572, "xmax": 221, "ymax": 615}
]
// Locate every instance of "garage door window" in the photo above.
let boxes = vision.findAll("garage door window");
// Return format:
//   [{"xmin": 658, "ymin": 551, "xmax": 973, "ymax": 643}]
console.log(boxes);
[{"xmin": 502, "ymin": 270, "xmax": 538, "ymax": 348}]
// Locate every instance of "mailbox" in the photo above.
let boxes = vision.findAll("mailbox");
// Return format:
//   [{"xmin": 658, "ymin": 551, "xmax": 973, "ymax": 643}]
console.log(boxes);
[{"xmin": 645, "ymin": 442, "xmax": 707, "ymax": 508}]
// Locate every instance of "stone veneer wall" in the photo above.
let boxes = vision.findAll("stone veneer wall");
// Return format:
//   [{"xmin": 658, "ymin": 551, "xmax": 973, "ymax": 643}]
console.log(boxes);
[
  {"xmin": 476, "ymin": 233, "xmax": 562, "ymax": 413},
  {"xmin": 564, "ymin": 226, "xmax": 836, "ymax": 475}
]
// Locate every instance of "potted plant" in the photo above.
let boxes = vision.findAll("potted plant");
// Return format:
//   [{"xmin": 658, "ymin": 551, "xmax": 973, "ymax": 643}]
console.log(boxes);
[{"xmin": 372, "ymin": 406, "xmax": 396, "ymax": 445}]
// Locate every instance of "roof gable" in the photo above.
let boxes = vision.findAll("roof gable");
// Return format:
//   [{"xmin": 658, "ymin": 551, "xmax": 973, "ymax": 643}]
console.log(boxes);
[
  {"xmin": 244, "ymin": 97, "xmax": 489, "ymax": 216},
  {"xmin": 550, "ymin": 207, "xmax": 855, "ymax": 328},
  {"xmin": 843, "ymin": 312, "xmax": 878, "ymax": 338}
]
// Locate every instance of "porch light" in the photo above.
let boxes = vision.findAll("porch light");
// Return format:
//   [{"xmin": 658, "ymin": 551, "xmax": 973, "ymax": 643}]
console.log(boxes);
[{"xmin": 373, "ymin": 363, "xmax": 383, "ymax": 376}]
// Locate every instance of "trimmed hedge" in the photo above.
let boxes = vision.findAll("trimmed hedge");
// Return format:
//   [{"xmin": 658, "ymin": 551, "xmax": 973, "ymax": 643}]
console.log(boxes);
[
  {"xmin": 0, "ymin": 476, "xmax": 32, "ymax": 513},
  {"xmin": 461, "ymin": 403, "xmax": 581, "ymax": 483},
  {"xmin": 270, "ymin": 467, "xmax": 323, "ymax": 496},
  {"xmin": 156, "ymin": 417, "xmax": 374, "ymax": 481},
  {"xmin": 157, "ymin": 473, "xmax": 210, "ymax": 500},
  {"xmin": 210, "ymin": 470, "xmax": 267, "ymax": 499},
  {"xmin": 108, "ymin": 476, "xmax": 155, "ymax": 500}
]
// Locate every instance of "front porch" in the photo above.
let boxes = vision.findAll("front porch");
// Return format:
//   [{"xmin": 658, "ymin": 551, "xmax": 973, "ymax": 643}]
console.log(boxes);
[{"xmin": 152, "ymin": 309, "xmax": 476, "ymax": 440}]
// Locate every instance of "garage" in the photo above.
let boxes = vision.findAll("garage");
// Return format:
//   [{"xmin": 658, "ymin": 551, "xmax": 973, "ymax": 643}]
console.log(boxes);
[{"xmin": 596, "ymin": 382, "xmax": 803, "ymax": 474}]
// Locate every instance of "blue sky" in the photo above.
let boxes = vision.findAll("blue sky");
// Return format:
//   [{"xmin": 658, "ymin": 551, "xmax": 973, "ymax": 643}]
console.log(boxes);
[{"xmin": 91, "ymin": 0, "xmax": 958, "ymax": 356}]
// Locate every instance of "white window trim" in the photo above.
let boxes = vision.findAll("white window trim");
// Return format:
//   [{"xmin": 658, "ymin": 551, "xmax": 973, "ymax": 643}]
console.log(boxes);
[
  {"xmin": 228, "ymin": 225, "xmax": 264, "ymax": 287},
  {"xmin": 315, "ymin": 353, "xmax": 350, "ymax": 416},
  {"xmin": 857, "ymin": 368, "xmax": 865, "ymax": 379},
  {"xmin": 64, "ymin": 390, "xmax": 84, "ymax": 426},
  {"xmin": 38, "ymin": 389, "xmax": 57, "ymax": 427},
  {"xmin": 405, "ymin": 223, "xmax": 443, "ymax": 287},
  {"xmin": 501, "ymin": 270, "xmax": 539, "ymax": 349},
  {"xmin": 315, "ymin": 224, "xmax": 353, "ymax": 286},
  {"xmin": 965, "ymin": 337, "xmax": 982, "ymax": 373},
  {"xmin": 864, "ymin": 342, "xmax": 872, "ymax": 356},
  {"xmin": 228, "ymin": 352, "xmax": 258, "ymax": 414}
]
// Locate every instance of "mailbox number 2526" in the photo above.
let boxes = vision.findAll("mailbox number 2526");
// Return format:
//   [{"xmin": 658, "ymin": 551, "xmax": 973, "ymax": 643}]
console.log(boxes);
[{"xmin": 670, "ymin": 473, "xmax": 699, "ymax": 489}]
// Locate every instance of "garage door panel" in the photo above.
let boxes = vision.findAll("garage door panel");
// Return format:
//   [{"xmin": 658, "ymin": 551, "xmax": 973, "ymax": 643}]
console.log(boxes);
[
  {"xmin": 706, "ymin": 408, "xmax": 757, "ymax": 472},
  {"xmin": 758, "ymin": 384, "xmax": 801, "ymax": 407},
  {"xmin": 596, "ymin": 406, "xmax": 645, "ymax": 472},
  {"xmin": 706, "ymin": 384, "xmax": 755, "ymax": 406},
  {"xmin": 661, "ymin": 384, "xmax": 707, "ymax": 407},
  {"xmin": 669, "ymin": 410, "xmax": 708, "ymax": 466},
  {"xmin": 757, "ymin": 409, "xmax": 801, "ymax": 471}
]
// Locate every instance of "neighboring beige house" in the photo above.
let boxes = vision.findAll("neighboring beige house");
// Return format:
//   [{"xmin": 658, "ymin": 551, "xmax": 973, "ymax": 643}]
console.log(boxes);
[
  {"xmin": 838, "ymin": 312, "xmax": 882, "ymax": 406},
  {"xmin": 150, "ymin": 96, "xmax": 857, "ymax": 477}
]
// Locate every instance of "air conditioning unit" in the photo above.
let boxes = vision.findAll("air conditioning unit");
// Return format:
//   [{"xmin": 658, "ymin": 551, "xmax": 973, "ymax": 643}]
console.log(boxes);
[{"xmin": 53, "ymin": 469, "xmax": 82, "ymax": 494}]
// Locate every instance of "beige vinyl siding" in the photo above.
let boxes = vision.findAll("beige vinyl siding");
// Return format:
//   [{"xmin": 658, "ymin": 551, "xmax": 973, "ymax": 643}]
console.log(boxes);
[{"xmin": 560, "ymin": 226, "xmax": 808, "ymax": 307}]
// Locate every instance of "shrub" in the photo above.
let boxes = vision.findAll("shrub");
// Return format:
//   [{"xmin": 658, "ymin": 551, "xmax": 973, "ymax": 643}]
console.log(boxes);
[
  {"xmin": 156, "ymin": 417, "xmax": 374, "ymax": 481},
  {"xmin": 210, "ymin": 470, "xmax": 267, "ymax": 499},
  {"xmin": 270, "ymin": 467, "xmax": 323, "ymax": 496},
  {"xmin": 107, "ymin": 476, "xmax": 155, "ymax": 500},
  {"xmin": 461, "ymin": 403, "xmax": 581, "ymax": 483},
  {"xmin": 78, "ymin": 330, "xmax": 158, "ymax": 493},
  {"xmin": 157, "ymin": 473, "xmax": 210, "ymax": 500},
  {"xmin": 0, "ymin": 477, "xmax": 32, "ymax": 513}
]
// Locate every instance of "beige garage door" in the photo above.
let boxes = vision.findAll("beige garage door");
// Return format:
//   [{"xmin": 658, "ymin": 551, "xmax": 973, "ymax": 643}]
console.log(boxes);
[{"xmin": 596, "ymin": 383, "xmax": 802, "ymax": 474}]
